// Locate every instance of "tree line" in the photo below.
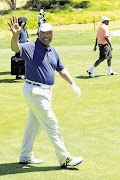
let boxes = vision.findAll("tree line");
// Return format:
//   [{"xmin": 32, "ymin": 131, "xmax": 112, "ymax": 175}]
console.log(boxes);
[{"xmin": 2, "ymin": 0, "xmax": 91, "ymax": 10}]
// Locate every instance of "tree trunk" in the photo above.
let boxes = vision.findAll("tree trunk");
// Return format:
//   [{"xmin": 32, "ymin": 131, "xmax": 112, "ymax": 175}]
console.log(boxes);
[
  {"xmin": 11, "ymin": 0, "xmax": 16, "ymax": 9},
  {"xmin": 48, "ymin": 0, "xmax": 51, "ymax": 7}
]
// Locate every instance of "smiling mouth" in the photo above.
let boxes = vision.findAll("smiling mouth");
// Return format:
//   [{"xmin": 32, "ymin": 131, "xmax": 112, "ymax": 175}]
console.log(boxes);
[{"xmin": 43, "ymin": 38, "xmax": 50, "ymax": 41}]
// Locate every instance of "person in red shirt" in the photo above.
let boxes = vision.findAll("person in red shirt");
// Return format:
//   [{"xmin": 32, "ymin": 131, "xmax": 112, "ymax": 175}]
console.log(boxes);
[{"xmin": 87, "ymin": 16, "xmax": 117, "ymax": 78}]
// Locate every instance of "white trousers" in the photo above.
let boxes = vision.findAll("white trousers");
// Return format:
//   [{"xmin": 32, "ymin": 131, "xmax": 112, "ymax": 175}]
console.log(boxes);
[{"xmin": 20, "ymin": 83, "xmax": 70, "ymax": 164}]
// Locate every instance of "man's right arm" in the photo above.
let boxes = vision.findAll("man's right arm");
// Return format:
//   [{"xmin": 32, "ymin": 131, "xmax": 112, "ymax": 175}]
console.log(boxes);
[
  {"xmin": 11, "ymin": 34, "xmax": 20, "ymax": 53},
  {"xmin": 93, "ymin": 38, "xmax": 97, "ymax": 51}
]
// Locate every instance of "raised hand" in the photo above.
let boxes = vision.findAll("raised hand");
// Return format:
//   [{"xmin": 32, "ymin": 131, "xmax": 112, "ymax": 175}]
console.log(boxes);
[
  {"xmin": 7, "ymin": 16, "xmax": 23, "ymax": 52},
  {"xmin": 7, "ymin": 15, "xmax": 23, "ymax": 36}
]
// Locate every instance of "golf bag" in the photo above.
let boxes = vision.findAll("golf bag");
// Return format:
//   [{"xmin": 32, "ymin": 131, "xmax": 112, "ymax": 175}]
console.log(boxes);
[{"xmin": 11, "ymin": 55, "xmax": 25, "ymax": 75}]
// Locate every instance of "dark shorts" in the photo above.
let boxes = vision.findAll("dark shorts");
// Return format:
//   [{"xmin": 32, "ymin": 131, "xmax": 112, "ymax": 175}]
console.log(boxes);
[{"xmin": 99, "ymin": 44, "xmax": 112, "ymax": 60}]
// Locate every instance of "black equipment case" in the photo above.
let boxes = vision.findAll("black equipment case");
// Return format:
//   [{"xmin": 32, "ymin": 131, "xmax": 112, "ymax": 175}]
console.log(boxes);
[{"xmin": 11, "ymin": 56, "xmax": 25, "ymax": 75}]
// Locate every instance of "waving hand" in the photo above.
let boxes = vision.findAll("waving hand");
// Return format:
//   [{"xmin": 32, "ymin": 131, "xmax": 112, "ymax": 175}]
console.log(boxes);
[
  {"xmin": 7, "ymin": 16, "xmax": 23, "ymax": 52},
  {"xmin": 7, "ymin": 16, "xmax": 24, "ymax": 35}
]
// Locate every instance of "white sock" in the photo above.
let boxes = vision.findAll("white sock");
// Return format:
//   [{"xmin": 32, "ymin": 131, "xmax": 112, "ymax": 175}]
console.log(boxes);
[
  {"xmin": 90, "ymin": 65, "xmax": 95, "ymax": 72},
  {"xmin": 108, "ymin": 66, "xmax": 112, "ymax": 73}
]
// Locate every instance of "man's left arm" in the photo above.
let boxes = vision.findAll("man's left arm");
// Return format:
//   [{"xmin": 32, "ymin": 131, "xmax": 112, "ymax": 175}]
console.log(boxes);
[{"xmin": 58, "ymin": 68, "xmax": 81, "ymax": 98}]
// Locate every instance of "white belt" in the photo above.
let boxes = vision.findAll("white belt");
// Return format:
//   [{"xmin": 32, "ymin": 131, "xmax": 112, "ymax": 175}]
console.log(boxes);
[{"xmin": 26, "ymin": 79, "xmax": 52, "ymax": 89}]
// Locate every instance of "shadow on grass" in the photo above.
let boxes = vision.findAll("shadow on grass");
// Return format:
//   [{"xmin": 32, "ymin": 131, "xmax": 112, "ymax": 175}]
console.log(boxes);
[
  {"xmin": 0, "ymin": 79, "xmax": 25, "ymax": 83},
  {"xmin": 0, "ymin": 71, "xmax": 11, "ymax": 75},
  {"xmin": 76, "ymin": 75, "xmax": 91, "ymax": 79},
  {"xmin": 0, "ymin": 163, "xmax": 79, "ymax": 175},
  {"xmin": 94, "ymin": 75, "xmax": 107, "ymax": 78},
  {"xmin": 76, "ymin": 74, "xmax": 107, "ymax": 79},
  {"xmin": 0, "ymin": 71, "xmax": 25, "ymax": 83}
]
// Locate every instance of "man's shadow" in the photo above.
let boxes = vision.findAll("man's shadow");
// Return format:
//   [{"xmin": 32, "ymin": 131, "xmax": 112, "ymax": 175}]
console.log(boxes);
[
  {"xmin": 0, "ymin": 79, "xmax": 24, "ymax": 83},
  {"xmin": 0, "ymin": 72, "xmax": 11, "ymax": 76},
  {"xmin": 76, "ymin": 74, "xmax": 107, "ymax": 79},
  {"xmin": 76, "ymin": 75, "xmax": 91, "ymax": 79},
  {"xmin": 0, "ymin": 163, "xmax": 79, "ymax": 176}
]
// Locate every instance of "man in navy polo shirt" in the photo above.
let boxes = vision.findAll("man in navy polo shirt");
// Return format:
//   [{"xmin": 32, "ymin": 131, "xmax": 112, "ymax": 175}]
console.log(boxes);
[{"xmin": 8, "ymin": 16, "xmax": 83, "ymax": 168}]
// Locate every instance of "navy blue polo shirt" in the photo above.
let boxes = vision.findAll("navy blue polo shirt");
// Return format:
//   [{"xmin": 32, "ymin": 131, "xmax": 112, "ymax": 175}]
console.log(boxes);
[{"xmin": 19, "ymin": 38, "xmax": 65, "ymax": 85}]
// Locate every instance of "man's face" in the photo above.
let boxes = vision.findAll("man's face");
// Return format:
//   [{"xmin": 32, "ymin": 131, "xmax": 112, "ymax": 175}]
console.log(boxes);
[
  {"xmin": 105, "ymin": 20, "xmax": 109, "ymax": 25},
  {"xmin": 39, "ymin": 30, "xmax": 53, "ymax": 47}
]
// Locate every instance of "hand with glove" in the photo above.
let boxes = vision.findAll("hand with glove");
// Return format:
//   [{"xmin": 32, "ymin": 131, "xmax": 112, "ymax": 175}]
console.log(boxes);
[
  {"xmin": 58, "ymin": 69, "xmax": 81, "ymax": 98},
  {"xmin": 71, "ymin": 82, "xmax": 81, "ymax": 98}
]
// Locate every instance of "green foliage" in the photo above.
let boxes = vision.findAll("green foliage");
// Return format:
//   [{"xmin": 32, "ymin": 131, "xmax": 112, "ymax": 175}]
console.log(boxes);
[
  {"xmin": 22, "ymin": 0, "xmax": 92, "ymax": 10},
  {"xmin": 57, "ymin": 0, "xmax": 71, "ymax": 6},
  {"xmin": 23, "ymin": 0, "xmax": 73, "ymax": 10},
  {"xmin": 21, "ymin": 0, "xmax": 120, "ymax": 11},
  {"xmin": 23, "ymin": 0, "xmax": 50, "ymax": 10},
  {"xmin": 51, "ymin": 0, "xmax": 72, "ymax": 10},
  {"xmin": 74, "ymin": 1, "xmax": 91, "ymax": 8}
]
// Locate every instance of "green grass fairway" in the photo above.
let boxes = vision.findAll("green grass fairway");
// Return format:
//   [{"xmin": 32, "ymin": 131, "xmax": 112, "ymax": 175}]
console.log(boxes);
[{"xmin": 0, "ymin": 32, "xmax": 120, "ymax": 179}]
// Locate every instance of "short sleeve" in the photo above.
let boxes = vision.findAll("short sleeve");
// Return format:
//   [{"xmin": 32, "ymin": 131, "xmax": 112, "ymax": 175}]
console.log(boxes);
[
  {"xmin": 56, "ymin": 57, "xmax": 65, "ymax": 72},
  {"xmin": 19, "ymin": 42, "xmax": 35, "ymax": 61},
  {"xmin": 53, "ymin": 48, "xmax": 65, "ymax": 72}
]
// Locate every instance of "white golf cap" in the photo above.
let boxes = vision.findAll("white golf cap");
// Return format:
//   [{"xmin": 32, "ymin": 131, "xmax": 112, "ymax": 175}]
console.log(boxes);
[
  {"xmin": 40, "ymin": 9, "xmax": 43, "ymax": 13},
  {"xmin": 38, "ymin": 23, "xmax": 53, "ymax": 33},
  {"xmin": 101, "ymin": 16, "xmax": 111, "ymax": 23}
]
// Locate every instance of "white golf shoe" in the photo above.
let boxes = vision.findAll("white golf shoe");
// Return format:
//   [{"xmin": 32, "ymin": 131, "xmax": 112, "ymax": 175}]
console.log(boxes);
[
  {"xmin": 108, "ymin": 71, "xmax": 117, "ymax": 75},
  {"xmin": 60, "ymin": 156, "xmax": 83, "ymax": 168},
  {"xmin": 87, "ymin": 70, "xmax": 95, "ymax": 78},
  {"xmin": 19, "ymin": 158, "xmax": 44, "ymax": 164}
]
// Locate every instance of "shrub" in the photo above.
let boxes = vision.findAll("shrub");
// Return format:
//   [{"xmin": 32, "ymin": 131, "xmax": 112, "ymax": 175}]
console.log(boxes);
[
  {"xmin": 23, "ymin": 0, "xmax": 73, "ymax": 10},
  {"xmin": 57, "ymin": 0, "xmax": 71, "ymax": 6},
  {"xmin": 23, "ymin": 0, "xmax": 50, "ymax": 10},
  {"xmin": 23, "ymin": 0, "xmax": 91, "ymax": 10},
  {"xmin": 74, "ymin": 1, "xmax": 91, "ymax": 9}
]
